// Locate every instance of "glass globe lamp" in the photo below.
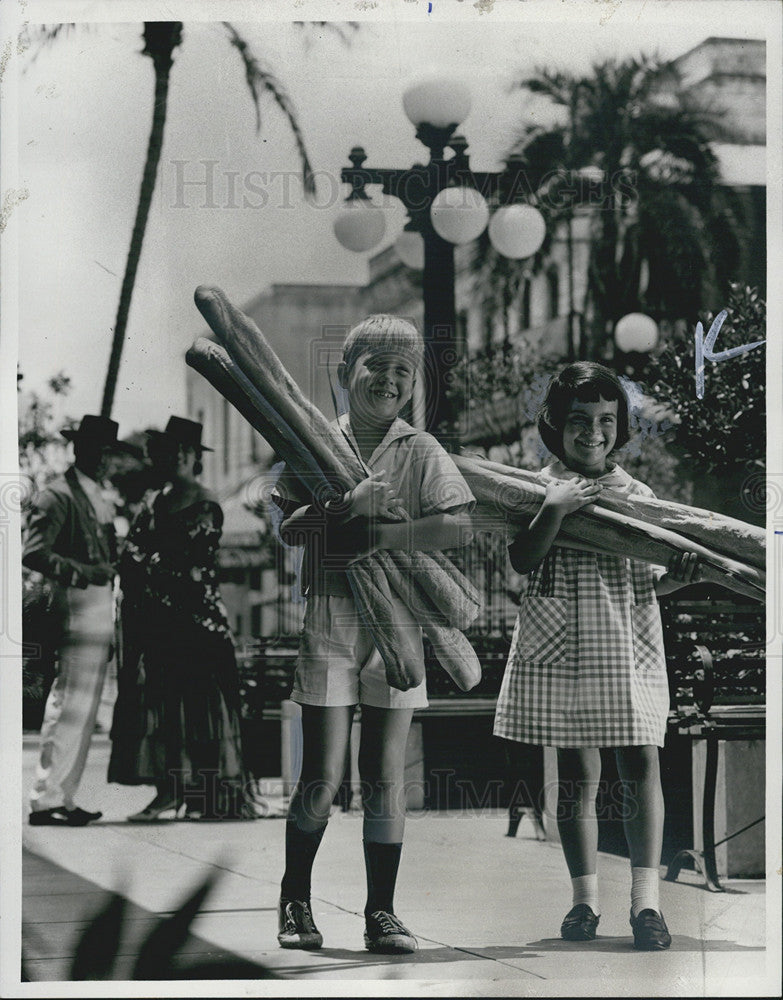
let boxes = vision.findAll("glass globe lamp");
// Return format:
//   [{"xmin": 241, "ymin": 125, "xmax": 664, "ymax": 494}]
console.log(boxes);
[
  {"xmin": 430, "ymin": 186, "xmax": 489, "ymax": 245},
  {"xmin": 333, "ymin": 199, "xmax": 386, "ymax": 253}
]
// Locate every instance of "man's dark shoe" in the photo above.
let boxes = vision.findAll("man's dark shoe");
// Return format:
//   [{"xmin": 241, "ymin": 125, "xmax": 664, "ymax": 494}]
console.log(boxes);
[
  {"xmin": 277, "ymin": 898, "xmax": 323, "ymax": 950},
  {"xmin": 630, "ymin": 908, "xmax": 672, "ymax": 950},
  {"xmin": 364, "ymin": 910, "xmax": 417, "ymax": 954},
  {"xmin": 66, "ymin": 807, "xmax": 102, "ymax": 825},
  {"xmin": 29, "ymin": 806, "xmax": 102, "ymax": 827},
  {"xmin": 560, "ymin": 903, "xmax": 600, "ymax": 941},
  {"xmin": 29, "ymin": 807, "xmax": 73, "ymax": 827}
]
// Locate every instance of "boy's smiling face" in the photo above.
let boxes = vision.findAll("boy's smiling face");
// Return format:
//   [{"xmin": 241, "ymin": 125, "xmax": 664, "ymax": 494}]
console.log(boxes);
[{"xmin": 339, "ymin": 349, "xmax": 416, "ymax": 429}]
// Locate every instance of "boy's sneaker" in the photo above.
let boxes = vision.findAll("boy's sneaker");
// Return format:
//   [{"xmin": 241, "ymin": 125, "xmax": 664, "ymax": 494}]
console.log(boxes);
[
  {"xmin": 630, "ymin": 908, "xmax": 672, "ymax": 950},
  {"xmin": 364, "ymin": 910, "xmax": 417, "ymax": 954},
  {"xmin": 277, "ymin": 898, "xmax": 323, "ymax": 950}
]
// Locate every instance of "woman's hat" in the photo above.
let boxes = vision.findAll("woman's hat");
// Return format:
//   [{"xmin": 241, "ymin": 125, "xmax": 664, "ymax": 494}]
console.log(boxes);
[
  {"xmin": 61, "ymin": 414, "xmax": 131, "ymax": 451},
  {"xmin": 146, "ymin": 416, "xmax": 213, "ymax": 452}
]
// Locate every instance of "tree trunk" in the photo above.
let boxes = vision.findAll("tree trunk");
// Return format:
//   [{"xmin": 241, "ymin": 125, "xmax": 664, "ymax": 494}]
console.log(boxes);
[{"xmin": 101, "ymin": 23, "xmax": 183, "ymax": 418}]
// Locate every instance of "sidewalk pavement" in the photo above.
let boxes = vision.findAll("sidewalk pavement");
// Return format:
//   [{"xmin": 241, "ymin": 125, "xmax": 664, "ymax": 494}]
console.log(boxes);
[{"xmin": 19, "ymin": 736, "xmax": 777, "ymax": 996}]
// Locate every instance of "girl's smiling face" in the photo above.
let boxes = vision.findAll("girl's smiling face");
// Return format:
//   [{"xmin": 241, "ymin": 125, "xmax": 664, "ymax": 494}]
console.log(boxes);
[
  {"xmin": 561, "ymin": 396, "xmax": 618, "ymax": 476},
  {"xmin": 339, "ymin": 349, "xmax": 416, "ymax": 429}
]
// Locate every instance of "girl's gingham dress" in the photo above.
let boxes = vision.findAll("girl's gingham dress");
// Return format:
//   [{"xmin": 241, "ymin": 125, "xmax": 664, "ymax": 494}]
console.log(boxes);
[{"xmin": 494, "ymin": 461, "xmax": 670, "ymax": 748}]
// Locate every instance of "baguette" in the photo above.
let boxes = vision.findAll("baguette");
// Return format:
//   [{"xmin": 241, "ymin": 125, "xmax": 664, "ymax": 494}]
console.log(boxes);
[
  {"xmin": 186, "ymin": 339, "xmax": 334, "ymax": 495},
  {"xmin": 387, "ymin": 549, "xmax": 480, "ymax": 630},
  {"xmin": 193, "ymin": 286, "xmax": 484, "ymax": 636},
  {"xmin": 348, "ymin": 559, "xmax": 425, "ymax": 690},
  {"xmin": 422, "ymin": 623, "xmax": 482, "ymax": 692},
  {"xmin": 457, "ymin": 458, "xmax": 763, "ymax": 599},
  {"xmin": 187, "ymin": 337, "xmax": 424, "ymax": 690},
  {"xmin": 195, "ymin": 285, "xmax": 366, "ymax": 484},
  {"xmin": 462, "ymin": 455, "xmax": 765, "ymax": 571}
]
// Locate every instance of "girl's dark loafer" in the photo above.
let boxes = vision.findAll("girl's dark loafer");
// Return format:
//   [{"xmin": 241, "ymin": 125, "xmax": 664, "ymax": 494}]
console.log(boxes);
[
  {"xmin": 560, "ymin": 903, "xmax": 600, "ymax": 941},
  {"xmin": 630, "ymin": 908, "xmax": 672, "ymax": 950}
]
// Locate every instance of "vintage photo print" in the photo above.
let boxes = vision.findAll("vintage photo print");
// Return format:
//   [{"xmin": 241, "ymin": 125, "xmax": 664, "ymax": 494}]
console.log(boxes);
[{"xmin": 1, "ymin": 0, "xmax": 780, "ymax": 996}]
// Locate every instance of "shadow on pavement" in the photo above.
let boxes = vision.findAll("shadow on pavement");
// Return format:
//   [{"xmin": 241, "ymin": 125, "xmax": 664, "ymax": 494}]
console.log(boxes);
[
  {"xmin": 22, "ymin": 849, "xmax": 276, "ymax": 982},
  {"xmin": 521, "ymin": 936, "xmax": 764, "ymax": 953}
]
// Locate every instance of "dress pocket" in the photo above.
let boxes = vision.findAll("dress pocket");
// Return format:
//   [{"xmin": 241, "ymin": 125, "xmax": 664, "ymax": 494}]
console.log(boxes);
[
  {"xmin": 514, "ymin": 596, "xmax": 568, "ymax": 664},
  {"xmin": 631, "ymin": 602, "xmax": 666, "ymax": 670}
]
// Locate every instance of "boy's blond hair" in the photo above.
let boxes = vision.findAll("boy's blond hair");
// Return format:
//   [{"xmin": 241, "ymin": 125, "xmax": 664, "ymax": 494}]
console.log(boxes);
[{"xmin": 342, "ymin": 314, "xmax": 424, "ymax": 373}]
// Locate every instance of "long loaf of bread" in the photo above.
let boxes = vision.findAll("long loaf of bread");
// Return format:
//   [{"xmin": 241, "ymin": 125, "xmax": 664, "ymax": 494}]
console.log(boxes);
[
  {"xmin": 456, "ymin": 455, "xmax": 764, "ymax": 600},
  {"xmin": 464, "ymin": 455, "xmax": 765, "ymax": 571},
  {"xmin": 187, "ymin": 337, "xmax": 425, "ymax": 690},
  {"xmin": 190, "ymin": 288, "xmax": 482, "ymax": 690}
]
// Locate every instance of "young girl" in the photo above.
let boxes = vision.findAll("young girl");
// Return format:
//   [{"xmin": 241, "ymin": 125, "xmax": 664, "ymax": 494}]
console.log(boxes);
[
  {"xmin": 273, "ymin": 315, "xmax": 474, "ymax": 953},
  {"xmin": 494, "ymin": 362, "xmax": 697, "ymax": 951}
]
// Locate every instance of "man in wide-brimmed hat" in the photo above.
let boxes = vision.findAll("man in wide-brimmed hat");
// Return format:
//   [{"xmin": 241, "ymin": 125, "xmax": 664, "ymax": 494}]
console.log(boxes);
[{"xmin": 24, "ymin": 414, "xmax": 129, "ymax": 826}]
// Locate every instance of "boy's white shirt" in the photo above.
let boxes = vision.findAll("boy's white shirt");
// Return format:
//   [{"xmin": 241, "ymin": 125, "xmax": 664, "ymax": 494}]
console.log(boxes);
[
  {"xmin": 273, "ymin": 413, "xmax": 474, "ymax": 597},
  {"xmin": 335, "ymin": 412, "xmax": 475, "ymax": 520}
]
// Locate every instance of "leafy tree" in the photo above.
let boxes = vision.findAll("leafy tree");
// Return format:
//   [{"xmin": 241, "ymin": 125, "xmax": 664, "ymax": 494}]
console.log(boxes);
[
  {"xmin": 649, "ymin": 283, "xmax": 765, "ymax": 521},
  {"xmin": 31, "ymin": 21, "xmax": 355, "ymax": 417},
  {"xmin": 17, "ymin": 370, "xmax": 73, "ymax": 492},
  {"xmin": 477, "ymin": 55, "xmax": 747, "ymax": 358}
]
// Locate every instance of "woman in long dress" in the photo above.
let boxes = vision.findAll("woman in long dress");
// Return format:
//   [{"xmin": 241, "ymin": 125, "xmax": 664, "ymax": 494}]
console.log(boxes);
[{"xmin": 109, "ymin": 417, "xmax": 257, "ymax": 820}]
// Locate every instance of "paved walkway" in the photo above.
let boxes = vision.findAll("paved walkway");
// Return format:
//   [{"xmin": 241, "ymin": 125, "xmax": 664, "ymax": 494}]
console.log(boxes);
[{"xmin": 18, "ymin": 738, "xmax": 778, "ymax": 996}]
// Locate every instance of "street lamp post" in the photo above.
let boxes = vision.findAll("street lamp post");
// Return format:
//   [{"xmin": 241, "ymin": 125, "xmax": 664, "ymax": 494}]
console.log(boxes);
[
  {"xmin": 339, "ymin": 141, "xmax": 499, "ymax": 444},
  {"xmin": 334, "ymin": 79, "xmax": 546, "ymax": 448}
]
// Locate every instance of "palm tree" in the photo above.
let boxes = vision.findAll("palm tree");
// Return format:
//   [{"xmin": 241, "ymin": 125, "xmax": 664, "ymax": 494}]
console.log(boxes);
[
  {"xmin": 33, "ymin": 21, "xmax": 353, "ymax": 418},
  {"xmin": 479, "ymin": 55, "xmax": 746, "ymax": 359}
]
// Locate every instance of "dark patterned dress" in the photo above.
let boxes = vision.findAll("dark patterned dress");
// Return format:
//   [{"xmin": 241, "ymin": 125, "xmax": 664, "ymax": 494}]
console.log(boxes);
[{"xmin": 109, "ymin": 486, "xmax": 253, "ymax": 817}]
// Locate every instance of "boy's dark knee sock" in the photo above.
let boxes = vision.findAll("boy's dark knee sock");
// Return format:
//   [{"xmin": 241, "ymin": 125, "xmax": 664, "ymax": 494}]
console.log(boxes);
[
  {"xmin": 363, "ymin": 840, "xmax": 403, "ymax": 917},
  {"xmin": 280, "ymin": 820, "xmax": 327, "ymax": 902}
]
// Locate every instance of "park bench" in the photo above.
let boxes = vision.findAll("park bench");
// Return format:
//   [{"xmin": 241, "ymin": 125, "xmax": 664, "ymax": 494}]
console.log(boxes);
[
  {"xmin": 498, "ymin": 585, "xmax": 767, "ymax": 856},
  {"xmin": 241, "ymin": 583, "xmax": 765, "ymax": 876},
  {"xmin": 660, "ymin": 583, "xmax": 766, "ymax": 892}
]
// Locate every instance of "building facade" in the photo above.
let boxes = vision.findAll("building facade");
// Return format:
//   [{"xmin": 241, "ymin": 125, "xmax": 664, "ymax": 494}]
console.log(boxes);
[{"xmin": 663, "ymin": 36, "xmax": 766, "ymax": 296}]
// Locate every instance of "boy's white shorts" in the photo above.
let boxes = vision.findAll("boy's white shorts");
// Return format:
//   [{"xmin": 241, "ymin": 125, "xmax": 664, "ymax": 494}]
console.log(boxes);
[{"xmin": 291, "ymin": 594, "xmax": 429, "ymax": 709}]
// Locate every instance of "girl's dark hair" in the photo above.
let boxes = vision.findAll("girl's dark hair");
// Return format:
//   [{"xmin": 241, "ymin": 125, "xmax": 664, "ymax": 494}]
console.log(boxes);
[{"xmin": 538, "ymin": 362, "xmax": 630, "ymax": 459}]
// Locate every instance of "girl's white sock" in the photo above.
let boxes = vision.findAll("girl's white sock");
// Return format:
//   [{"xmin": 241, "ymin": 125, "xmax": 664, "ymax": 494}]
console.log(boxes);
[
  {"xmin": 631, "ymin": 866, "xmax": 660, "ymax": 918},
  {"xmin": 571, "ymin": 873, "xmax": 599, "ymax": 915}
]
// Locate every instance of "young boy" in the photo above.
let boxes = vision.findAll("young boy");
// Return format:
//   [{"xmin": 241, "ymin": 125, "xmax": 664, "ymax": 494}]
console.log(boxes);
[{"xmin": 272, "ymin": 314, "xmax": 474, "ymax": 953}]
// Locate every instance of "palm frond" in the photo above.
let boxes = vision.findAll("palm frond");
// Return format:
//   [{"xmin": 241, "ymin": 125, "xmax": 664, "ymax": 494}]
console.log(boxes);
[
  {"xmin": 32, "ymin": 23, "xmax": 77, "ymax": 45},
  {"xmin": 23, "ymin": 23, "xmax": 79, "ymax": 68},
  {"xmin": 516, "ymin": 69, "xmax": 575, "ymax": 106},
  {"xmin": 293, "ymin": 21, "xmax": 360, "ymax": 45},
  {"xmin": 223, "ymin": 23, "xmax": 316, "ymax": 197}
]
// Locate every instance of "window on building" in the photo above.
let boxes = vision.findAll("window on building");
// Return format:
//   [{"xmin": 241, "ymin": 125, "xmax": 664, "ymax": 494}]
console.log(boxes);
[
  {"xmin": 547, "ymin": 268, "xmax": 560, "ymax": 320},
  {"xmin": 520, "ymin": 279, "xmax": 532, "ymax": 331},
  {"xmin": 250, "ymin": 425, "xmax": 258, "ymax": 464}
]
